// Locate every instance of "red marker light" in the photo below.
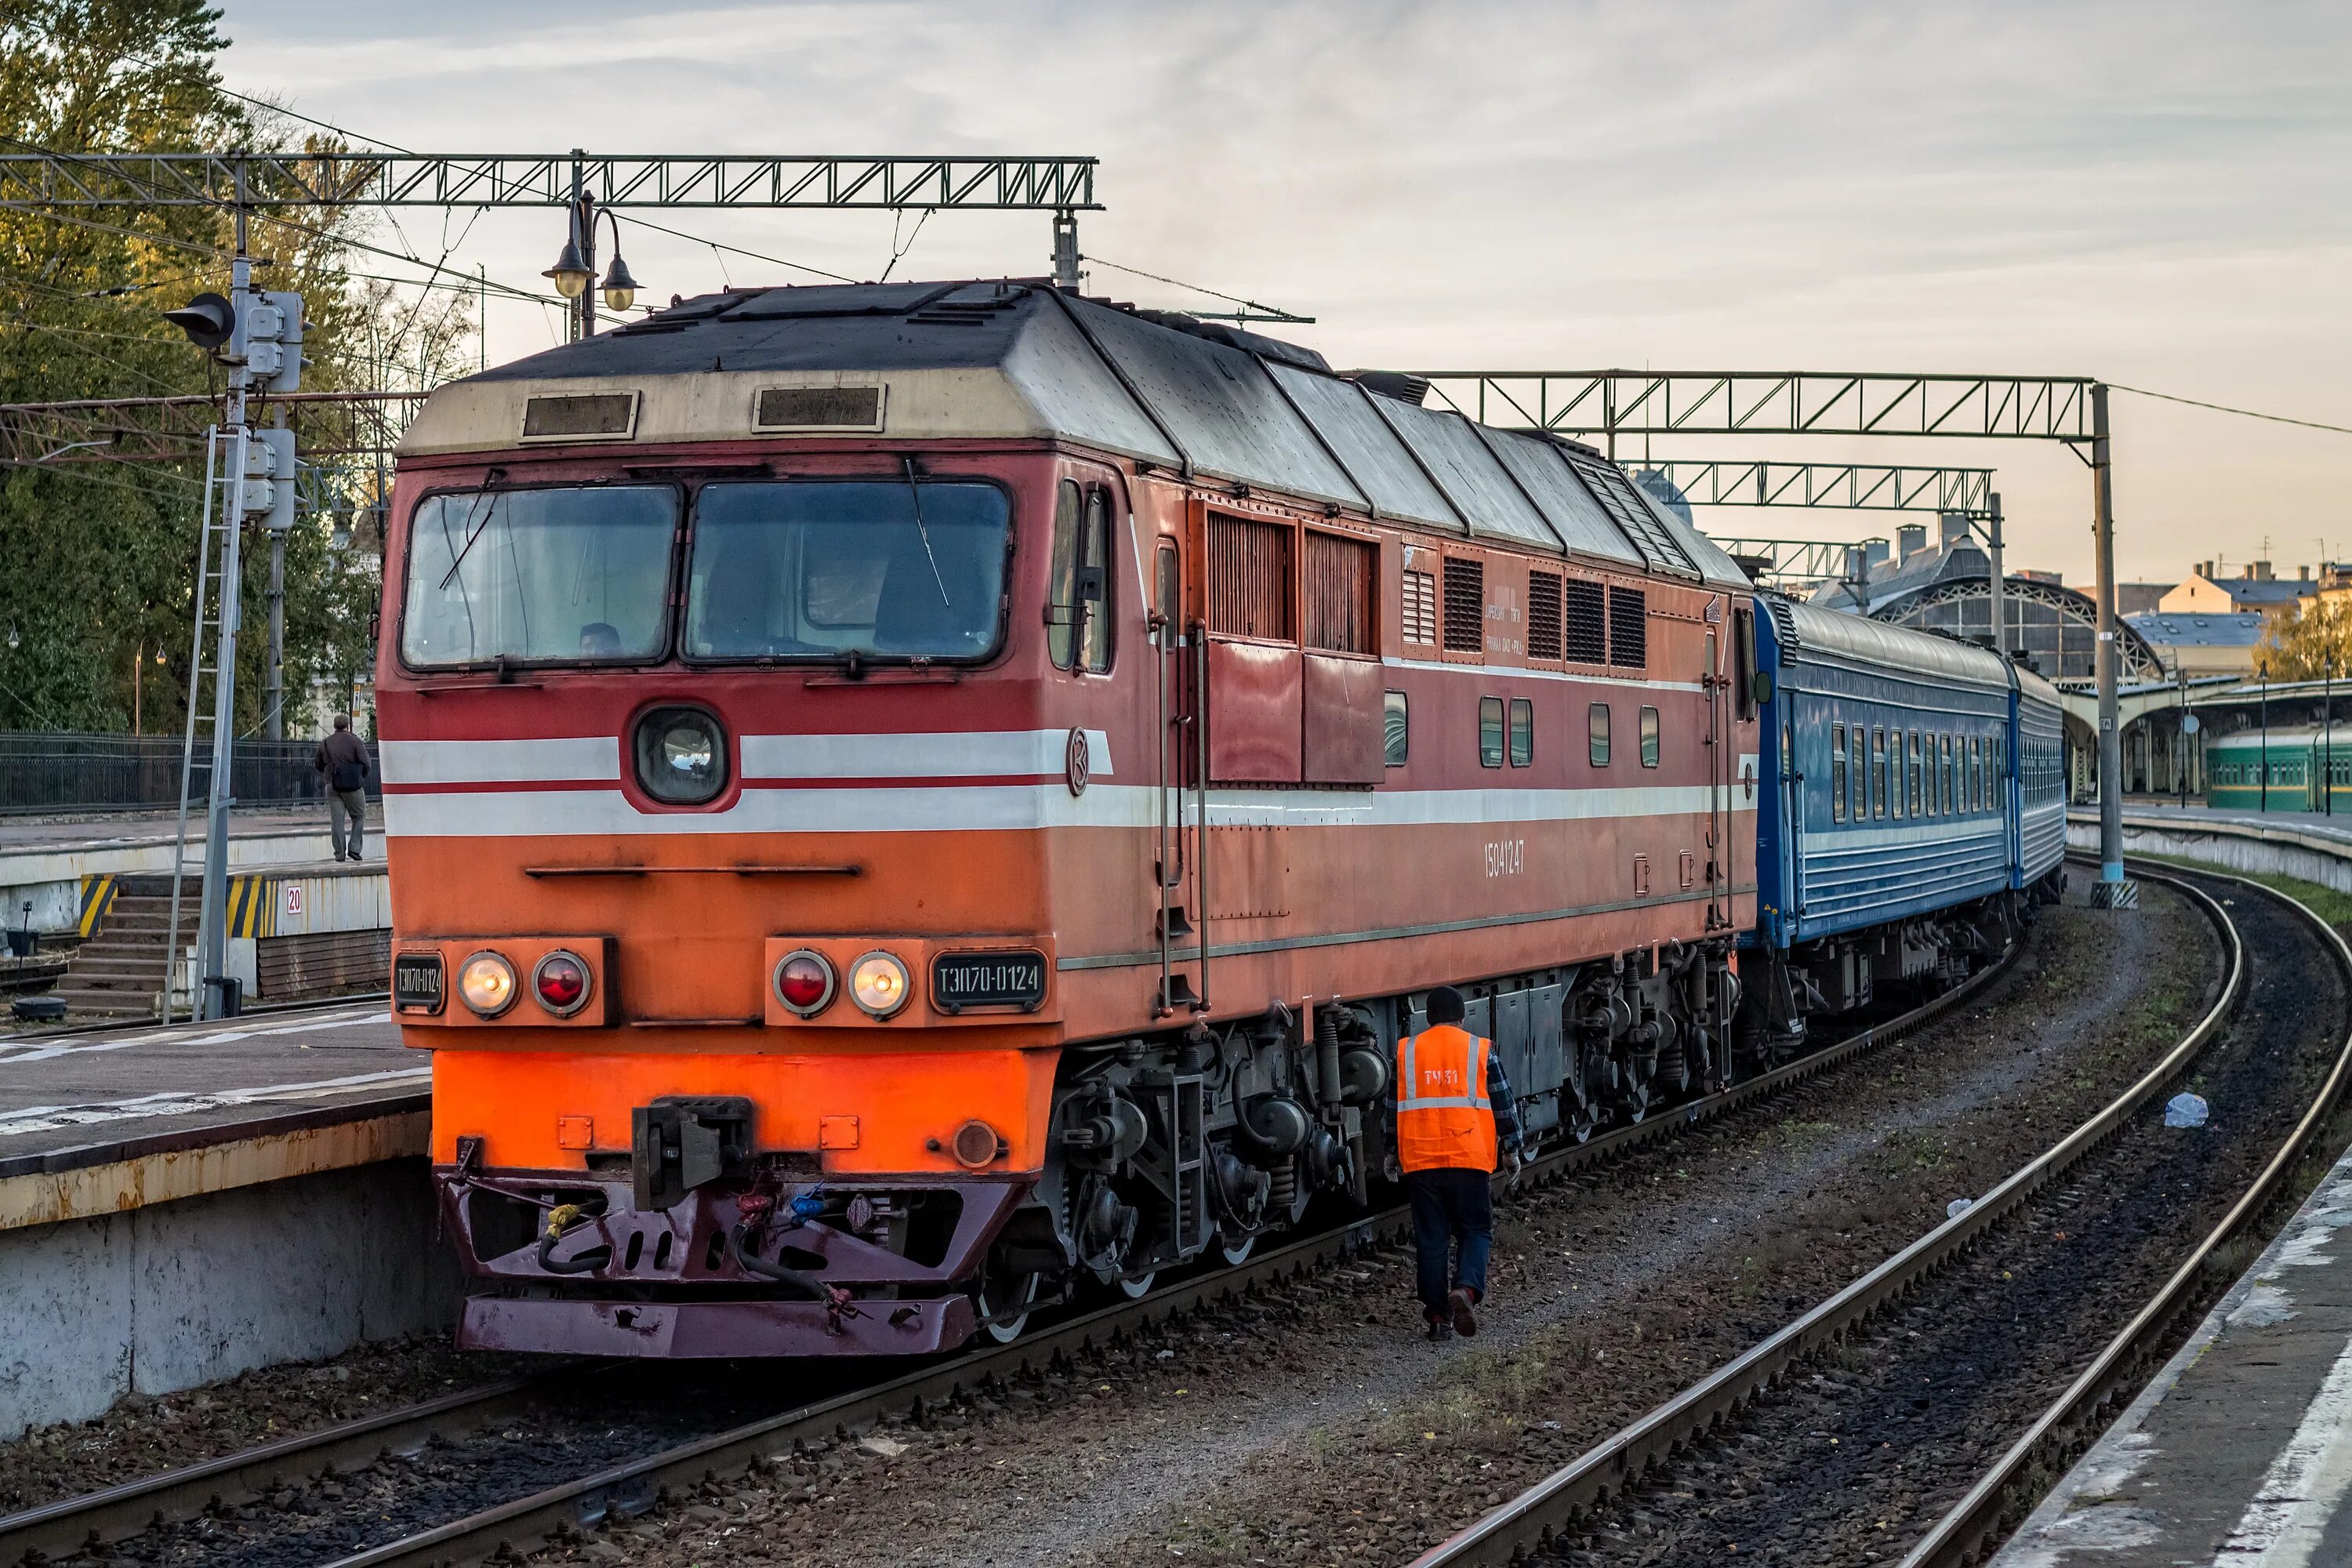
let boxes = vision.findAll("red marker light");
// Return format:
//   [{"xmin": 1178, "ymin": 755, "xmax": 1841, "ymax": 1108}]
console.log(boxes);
[
  {"xmin": 532, "ymin": 951, "xmax": 590, "ymax": 1016},
  {"xmin": 773, "ymin": 949, "xmax": 836, "ymax": 1016}
]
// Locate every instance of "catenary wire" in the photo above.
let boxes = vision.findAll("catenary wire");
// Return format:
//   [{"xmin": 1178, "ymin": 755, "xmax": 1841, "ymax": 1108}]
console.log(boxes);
[{"xmin": 2109, "ymin": 383, "xmax": 2352, "ymax": 437}]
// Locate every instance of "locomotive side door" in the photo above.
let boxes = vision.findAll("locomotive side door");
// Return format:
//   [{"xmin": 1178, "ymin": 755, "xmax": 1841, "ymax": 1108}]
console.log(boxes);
[{"xmin": 1153, "ymin": 533, "xmax": 1206, "ymax": 1016}]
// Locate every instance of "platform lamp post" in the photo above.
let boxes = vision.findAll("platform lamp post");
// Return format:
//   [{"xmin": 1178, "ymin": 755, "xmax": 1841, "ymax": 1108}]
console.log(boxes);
[
  {"xmin": 2325, "ymin": 652, "xmax": 2336, "ymax": 816},
  {"xmin": 543, "ymin": 152, "xmax": 641, "ymax": 342},
  {"xmin": 2259, "ymin": 658, "xmax": 2270, "ymax": 814}
]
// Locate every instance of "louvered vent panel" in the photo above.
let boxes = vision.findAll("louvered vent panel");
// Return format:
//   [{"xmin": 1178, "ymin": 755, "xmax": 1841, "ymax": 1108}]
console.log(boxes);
[
  {"xmin": 1208, "ymin": 514, "xmax": 1295, "ymax": 641},
  {"xmin": 1304, "ymin": 532, "xmax": 1377, "ymax": 654},
  {"xmin": 1402, "ymin": 571, "xmax": 1438, "ymax": 645},
  {"xmin": 1526, "ymin": 572, "xmax": 1564, "ymax": 662},
  {"xmin": 1442, "ymin": 558, "xmax": 1485, "ymax": 654},
  {"xmin": 1607, "ymin": 586, "xmax": 1648, "ymax": 669},
  {"xmin": 1564, "ymin": 579, "xmax": 1606, "ymax": 664},
  {"xmin": 1559, "ymin": 447, "xmax": 1701, "ymax": 579}
]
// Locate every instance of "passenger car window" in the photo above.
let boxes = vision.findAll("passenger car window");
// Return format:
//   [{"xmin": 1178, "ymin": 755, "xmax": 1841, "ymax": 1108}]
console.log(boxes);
[
  {"xmin": 1831, "ymin": 722, "xmax": 1847, "ymax": 821},
  {"xmin": 1508, "ymin": 698, "xmax": 1534, "ymax": 767},
  {"xmin": 1589, "ymin": 702, "xmax": 1611, "ymax": 767},
  {"xmin": 1872, "ymin": 727, "xmax": 1888, "ymax": 819},
  {"xmin": 1479, "ymin": 696, "xmax": 1504, "ymax": 768},
  {"xmin": 1641, "ymin": 706, "xmax": 1661, "ymax": 768},
  {"xmin": 1385, "ymin": 691, "xmax": 1410, "ymax": 767},
  {"xmin": 1851, "ymin": 726, "xmax": 1865, "ymax": 820}
]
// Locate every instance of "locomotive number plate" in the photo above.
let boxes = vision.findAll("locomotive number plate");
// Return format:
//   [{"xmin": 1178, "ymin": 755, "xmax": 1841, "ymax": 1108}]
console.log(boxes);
[
  {"xmin": 931, "ymin": 949, "xmax": 1047, "ymax": 1013},
  {"xmin": 393, "ymin": 950, "xmax": 447, "ymax": 1015}
]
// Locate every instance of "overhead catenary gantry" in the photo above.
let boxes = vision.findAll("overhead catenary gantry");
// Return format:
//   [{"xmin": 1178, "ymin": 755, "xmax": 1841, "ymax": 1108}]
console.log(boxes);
[
  {"xmin": 1620, "ymin": 457, "xmax": 1994, "ymax": 517},
  {"xmin": 0, "ymin": 150, "xmax": 1098, "ymax": 213},
  {"xmin": 1420, "ymin": 366, "xmax": 2130, "ymax": 906}
]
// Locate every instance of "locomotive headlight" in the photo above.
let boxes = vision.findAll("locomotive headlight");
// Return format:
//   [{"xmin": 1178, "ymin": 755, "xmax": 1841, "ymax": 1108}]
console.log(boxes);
[
  {"xmin": 848, "ymin": 951, "xmax": 912, "ymax": 1018},
  {"xmin": 633, "ymin": 706, "xmax": 728, "ymax": 806},
  {"xmin": 772, "ymin": 949, "xmax": 837, "ymax": 1017},
  {"xmin": 458, "ymin": 951, "xmax": 519, "ymax": 1018}
]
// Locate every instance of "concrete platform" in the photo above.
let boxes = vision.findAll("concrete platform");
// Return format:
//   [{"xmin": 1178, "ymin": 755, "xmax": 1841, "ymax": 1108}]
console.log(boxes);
[
  {"xmin": 0, "ymin": 1002, "xmax": 423, "ymax": 1229},
  {"xmin": 0, "ymin": 1002, "xmax": 446, "ymax": 1439},
  {"xmin": 0, "ymin": 802, "xmax": 383, "ymax": 935},
  {"xmin": 1993, "ymin": 1143, "xmax": 2352, "ymax": 1566}
]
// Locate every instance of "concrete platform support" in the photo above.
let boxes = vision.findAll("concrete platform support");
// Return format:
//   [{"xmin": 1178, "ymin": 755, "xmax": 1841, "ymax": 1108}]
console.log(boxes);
[
  {"xmin": 0, "ymin": 1159, "xmax": 459, "ymax": 1440},
  {"xmin": 2067, "ymin": 815, "xmax": 2352, "ymax": 895}
]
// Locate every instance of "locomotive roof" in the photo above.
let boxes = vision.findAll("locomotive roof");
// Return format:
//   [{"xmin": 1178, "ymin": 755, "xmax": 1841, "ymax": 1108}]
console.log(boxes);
[{"xmin": 401, "ymin": 279, "xmax": 1747, "ymax": 588}]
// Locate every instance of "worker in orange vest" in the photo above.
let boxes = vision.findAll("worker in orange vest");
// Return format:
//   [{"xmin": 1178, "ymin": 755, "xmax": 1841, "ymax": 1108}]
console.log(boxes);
[{"xmin": 1396, "ymin": 985, "xmax": 1523, "ymax": 1340}]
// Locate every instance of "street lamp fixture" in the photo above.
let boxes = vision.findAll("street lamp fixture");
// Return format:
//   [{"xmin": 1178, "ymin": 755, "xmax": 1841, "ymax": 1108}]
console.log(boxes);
[
  {"xmin": 543, "ymin": 205, "xmax": 641, "ymax": 332},
  {"xmin": 600, "ymin": 246, "xmax": 639, "ymax": 314},
  {"xmin": 542, "ymin": 234, "xmax": 592, "ymax": 300}
]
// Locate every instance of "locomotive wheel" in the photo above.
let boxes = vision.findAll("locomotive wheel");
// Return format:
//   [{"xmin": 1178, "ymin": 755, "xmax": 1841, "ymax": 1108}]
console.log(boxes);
[
  {"xmin": 1216, "ymin": 1231, "xmax": 1256, "ymax": 1266},
  {"xmin": 1115, "ymin": 1269, "xmax": 1157, "ymax": 1299},
  {"xmin": 975, "ymin": 1265, "xmax": 1042, "ymax": 1344}
]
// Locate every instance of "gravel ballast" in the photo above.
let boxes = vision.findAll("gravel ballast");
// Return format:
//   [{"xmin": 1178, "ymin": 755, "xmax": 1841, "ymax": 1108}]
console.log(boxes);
[{"xmin": 529, "ymin": 887, "xmax": 2216, "ymax": 1567}]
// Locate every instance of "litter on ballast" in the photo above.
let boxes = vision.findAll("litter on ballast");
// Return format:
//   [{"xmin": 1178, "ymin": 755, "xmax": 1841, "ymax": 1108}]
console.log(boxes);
[{"xmin": 2165, "ymin": 1092, "xmax": 2210, "ymax": 1128}]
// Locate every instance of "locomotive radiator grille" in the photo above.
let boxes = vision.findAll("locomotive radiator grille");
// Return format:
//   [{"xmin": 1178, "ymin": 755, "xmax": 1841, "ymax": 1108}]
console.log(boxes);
[{"xmin": 1442, "ymin": 557, "xmax": 1485, "ymax": 653}]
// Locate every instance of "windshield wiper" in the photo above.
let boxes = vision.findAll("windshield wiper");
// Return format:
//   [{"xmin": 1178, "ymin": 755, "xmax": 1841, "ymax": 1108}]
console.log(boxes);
[
  {"xmin": 434, "ymin": 467, "xmax": 508, "ymax": 592},
  {"xmin": 902, "ymin": 456, "xmax": 952, "ymax": 610}
]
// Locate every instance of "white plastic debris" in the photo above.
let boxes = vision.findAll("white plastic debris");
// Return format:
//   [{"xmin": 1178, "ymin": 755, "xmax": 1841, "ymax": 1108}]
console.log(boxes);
[
  {"xmin": 1947, "ymin": 1197, "xmax": 1975, "ymax": 1219},
  {"xmin": 858, "ymin": 1435, "xmax": 909, "ymax": 1459},
  {"xmin": 2165, "ymin": 1092, "xmax": 2210, "ymax": 1128}
]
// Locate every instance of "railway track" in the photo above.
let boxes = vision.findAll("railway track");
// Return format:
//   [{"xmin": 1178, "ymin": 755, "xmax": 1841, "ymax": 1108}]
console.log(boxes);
[
  {"xmin": 1410, "ymin": 858, "xmax": 2352, "ymax": 1568},
  {"xmin": 2, "ymin": 921, "xmax": 2029, "ymax": 1568}
]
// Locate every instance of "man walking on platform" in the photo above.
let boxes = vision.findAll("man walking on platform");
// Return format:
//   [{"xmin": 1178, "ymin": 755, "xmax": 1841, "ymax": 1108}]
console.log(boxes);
[
  {"xmin": 1396, "ymin": 985, "xmax": 1523, "ymax": 1340},
  {"xmin": 313, "ymin": 714, "xmax": 372, "ymax": 862}
]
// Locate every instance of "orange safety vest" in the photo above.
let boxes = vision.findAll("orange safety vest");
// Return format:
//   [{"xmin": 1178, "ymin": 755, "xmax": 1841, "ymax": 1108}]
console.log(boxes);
[{"xmin": 1395, "ymin": 1023, "xmax": 1498, "ymax": 1174}]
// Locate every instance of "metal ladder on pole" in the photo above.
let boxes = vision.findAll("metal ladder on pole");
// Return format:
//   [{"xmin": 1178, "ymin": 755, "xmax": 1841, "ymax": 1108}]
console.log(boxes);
[{"xmin": 161, "ymin": 430, "xmax": 227, "ymax": 1024}]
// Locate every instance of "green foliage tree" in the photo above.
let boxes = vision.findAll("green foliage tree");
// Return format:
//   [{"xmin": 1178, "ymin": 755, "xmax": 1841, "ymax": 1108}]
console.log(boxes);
[
  {"xmin": 0, "ymin": 0, "xmax": 472, "ymax": 743},
  {"xmin": 2256, "ymin": 598, "xmax": 2352, "ymax": 683}
]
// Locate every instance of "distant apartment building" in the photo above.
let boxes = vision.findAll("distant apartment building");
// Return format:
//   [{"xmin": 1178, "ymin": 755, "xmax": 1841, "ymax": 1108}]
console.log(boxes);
[{"xmin": 2158, "ymin": 560, "xmax": 2328, "ymax": 616}]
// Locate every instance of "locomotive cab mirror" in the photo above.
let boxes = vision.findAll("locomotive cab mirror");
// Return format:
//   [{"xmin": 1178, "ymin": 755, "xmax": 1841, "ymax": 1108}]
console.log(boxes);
[{"xmin": 1751, "ymin": 670, "xmax": 1775, "ymax": 706}]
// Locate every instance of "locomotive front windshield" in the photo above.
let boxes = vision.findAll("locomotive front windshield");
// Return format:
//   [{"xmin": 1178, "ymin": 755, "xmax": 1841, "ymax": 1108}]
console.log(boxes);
[
  {"xmin": 684, "ymin": 481, "xmax": 1008, "ymax": 662},
  {"xmin": 401, "ymin": 485, "xmax": 676, "ymax": 666}
]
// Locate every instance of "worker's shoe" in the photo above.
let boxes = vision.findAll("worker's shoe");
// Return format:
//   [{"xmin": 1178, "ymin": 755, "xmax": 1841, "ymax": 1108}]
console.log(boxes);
[
  {"xmin": 1425, "ymin": 1312, "xmax": 1454, "ymax": 1342},
  {"xmin": 1447, "ymin": 1287, "xmax": 1479, "ymax": 1338}
]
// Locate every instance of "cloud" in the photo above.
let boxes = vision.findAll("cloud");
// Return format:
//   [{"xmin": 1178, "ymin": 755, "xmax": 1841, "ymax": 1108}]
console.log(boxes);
[{"xmin": 216, "ymin": 0, "xmax": 2352, "ymax": 579}]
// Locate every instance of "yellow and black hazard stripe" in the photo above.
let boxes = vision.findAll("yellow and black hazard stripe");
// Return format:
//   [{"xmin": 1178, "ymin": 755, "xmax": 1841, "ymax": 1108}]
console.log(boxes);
[
  {"xmin": 225, "ymin": 875, "xmax": 278, "ymax": 939},
  {"xmin": 77, "ymin": 874, "xmax": 118, "ymax": 938}
]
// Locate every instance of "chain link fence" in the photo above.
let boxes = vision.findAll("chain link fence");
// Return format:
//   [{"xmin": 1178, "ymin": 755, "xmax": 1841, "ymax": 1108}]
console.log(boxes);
[{"xmin": 0, "ymin": 731, "xmax": 383, "ymax": 815}]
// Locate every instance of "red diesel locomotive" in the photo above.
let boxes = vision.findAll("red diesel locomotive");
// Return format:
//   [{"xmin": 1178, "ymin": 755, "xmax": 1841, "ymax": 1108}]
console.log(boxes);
[{"xmin": 378, "ymin": 279, "xmax": 1760, "ymax": 1357}]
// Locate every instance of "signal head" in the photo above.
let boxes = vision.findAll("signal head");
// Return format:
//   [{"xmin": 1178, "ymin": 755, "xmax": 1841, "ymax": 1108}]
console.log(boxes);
[{"xmin": 163, "ymin": 292, "xmax": 235, "ymax": 350}]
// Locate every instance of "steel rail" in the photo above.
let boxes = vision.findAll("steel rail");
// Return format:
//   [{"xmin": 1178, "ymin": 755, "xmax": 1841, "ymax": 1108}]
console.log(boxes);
[
  {"xmin": 1899, "ymin": 869, "xmax": 2352, "ymax": 1568},
  {"xmin": 1407, "ymin": 859, "xmax": 2256, "ymax": 1568},
  {"xmin": 2, "ymin": 927, "xmax": 2020, "ymax": 1568},
  {"xmin": 307, "ymin": 936, "xmax": 2024, "ymax": 1568},
  {"xmin": 0, "ymin": 1377, "xmax": 552, "ymax": 1566}
]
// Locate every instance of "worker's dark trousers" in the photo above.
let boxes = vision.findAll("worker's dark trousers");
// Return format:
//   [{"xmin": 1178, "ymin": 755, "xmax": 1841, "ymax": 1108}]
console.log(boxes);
[{"xmin": 1404, "ymin": 1166, "xmax": 1493, "ymax": 1316}]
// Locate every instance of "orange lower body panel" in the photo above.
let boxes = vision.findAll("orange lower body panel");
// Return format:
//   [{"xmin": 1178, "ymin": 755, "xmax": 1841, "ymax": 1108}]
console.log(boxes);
[{"xmin": 430, "ymin": 1042, "xmax": 1059, "ymax": 1176}]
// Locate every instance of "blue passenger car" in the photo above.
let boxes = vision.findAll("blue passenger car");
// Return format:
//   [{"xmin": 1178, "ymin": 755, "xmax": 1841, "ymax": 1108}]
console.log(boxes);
[{"xmin": 1745, "ymin": 597, "xmax": 2066, "ymax": 1040}]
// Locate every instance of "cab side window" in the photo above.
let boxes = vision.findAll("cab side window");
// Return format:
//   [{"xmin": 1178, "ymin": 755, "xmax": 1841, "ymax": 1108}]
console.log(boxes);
[{"xmin": 1047, "ymin": 480, "xmax": 1114, "ymax": 673}]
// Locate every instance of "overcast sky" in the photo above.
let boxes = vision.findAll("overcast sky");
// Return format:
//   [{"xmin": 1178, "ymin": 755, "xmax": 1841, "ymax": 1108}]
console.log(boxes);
[{"xmin": 216, "ymin": 0, "xmax": 2352, "ymax": 587}]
